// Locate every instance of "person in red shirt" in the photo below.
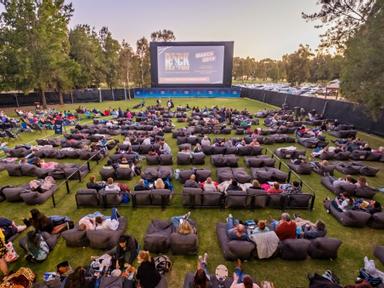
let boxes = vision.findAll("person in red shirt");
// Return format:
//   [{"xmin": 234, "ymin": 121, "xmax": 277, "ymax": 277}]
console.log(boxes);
[
  {"xmin": 267, "ymin": 182, "xmax": 282, "ymax": 194},
  {"xmin": 274, "ymin": 213, "xmax": 297, "ymax": 241}
]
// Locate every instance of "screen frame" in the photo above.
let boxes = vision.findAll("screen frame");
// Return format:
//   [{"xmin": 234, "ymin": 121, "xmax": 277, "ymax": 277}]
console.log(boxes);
[{"xmin": 150, "ymin": 41, "xmax": 234, "ymax": 88}]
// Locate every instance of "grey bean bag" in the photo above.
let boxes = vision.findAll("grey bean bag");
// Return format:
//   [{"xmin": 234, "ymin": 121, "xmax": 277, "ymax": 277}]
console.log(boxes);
[
  {"xmin": 324, "ymin": 200, "xmax": 371, "ymax": 227},
  {"xmin": 297, "ymin": 137, "xmax": 319, "ymax": 148},
  {"xmin": 183, "ymin": 272, "xmax": 233, "ymax": 288},
  {"xmin": 246, "ymin": 188, "xmax": 269, "ymax": 208},
  {"xmin": 178, "ymin": 143, "xmax": 192, "ymax": 151},
  {"xmin": 19, "ymin": 232, "xmax": 58, "ymax": 254},
  {"xmin": 320, "ymin": 176, "xmax": 356, "ymax": 195},
  {"xmin": 216, "ymin": 223, "xmax": 255, "ymax": 261},
  {"xmin": 217, "ymin": 167, "xmax": 234, "ymax": 183},
  {"xmin": 158, "ymin": 166, "xmax": 173, "ymax": 179},
  {"xmin": 237, "ymin": 146, "xmax": 251, "ymax": 156},
  {"xmin": 225, "ymin": 190, "xmax": 249, "ymax": 209},
  {"xmin": 8, "ymin": 148, "xmax": 30, "ymax": 158},
  {"xmin": 86, "ymin": 216, "xmax": 127, "ymax": 249},
  {"xmin": 144, "ymin": 220, "xmax": 172, "ymax": 253},
  {"xmin": 245, "ymin": 156, "xmax": 275, "ymax": 168},
  {"xmin": 142, "ymin": 167, "xmax": 159, "ymax": 180},
  {"xmin": 115, "ymin": 167, "xmax": 133, "ymax": 180},
  {"xmin": 2, "ymin": 184, "xmax": 30, "ymax": 202},
  {"xmin": 366, "ymin": 152, "xmax": 382, "ymax": 161},
  {"xmin": 75, "ymin": 189, "xmax": 100, "ymax": 207},
  {"xmin": 312, "ymin": 163, "xmax": 335, "ymax": 176},
  {"xmin": 132, "ymin": 189, "xmax": 172, "ymax": 207},
  {"xmin": 195, "ymin": 169, "xmax": 211, "ymax": 182},
  {"xmin": 146, "ymin": 155, "xmax": 160, "ymax": 165},
  {"xmin": 177, "ymin": 153, "xmax": 191, "ymax": 165},
  {"xmin": 191, "ymin": 153, "xmax": 205, "ymax": 165},
  {"xmin": 63, "ymin": 165, "xmax": 89, "ymax": 180},
  {"xmin": 170, "ymin": 220, "xmax": 198, "ymax": 255},
  {"xmin": 179, "ymin": 169, "xmax": 195, "ymax": 184},
  {"xmin": 100, "ymin": 167, "xmax": 116, "ymax": 181},
  {"xmin": 211, "ymin": 155, "xmax": 226, "ymax": 167},
  {"xmin": 212, "ymin": 146, "xmax": 226, "ymax": 155},
  {"xmin": 182, "ymin": 187, "xmax": 223, "ymax": 208},
  {"xmin": 350, "ymin": 150, "xmax": 370, "ymax": 161},
  {"xmin": 202, "ymin": 145, "xmax": 212, "ymax": 155},
  {"xmin": 335, "ymin": 163, "xmax": 360, "ymax": 175},
  {"xmin": 374, "ymin": 246, "xmax": 384, "ymax": 265},
  {"xmin": 287, "ymin": 162, "xmax": 312, "ymax": 175},
  {"xmin": 100, "ymin": 190, "xmax": 123, "ymax": 207},
  {"xmin": 140, "ymin": 144, "xmax": 153, "ymax": 155},
  {"xmin": 368, "ymin": 212, "xmax": 384, "ymax": 229},
  {"xmin": 6, "ymin": 163, "xmax": 23, "ymax": 176},
  {"xmin": 159, "ymin": 154, "xmax": 173, "ymax": 165},
  {"xmin": 20, "ymin": 184, "xmax": 57, "ymax": 205},
  {"xmin": 355, "ymin": 186, "xmax": 377, "ymax": 199},
  {"xmin": 307, "ymin": 238, "xmax": 342, "ymax": 259},
  {"xmin": 334, "ymin": 151, "xmax": 351, "ymax": 161},
  {"xmin": 251, "ymin": 167, "xmax": 288, "ymax": 183},
  {"xmin": 62, "ymin": 226, "xmax": 90, "ymax": 247},
  {"xmin": 232, "ymin": 168, "xmax": 252, "ymax": 184},
  {"xmin": 279, "ymin": 239, "xmax": 310, "ymax": 260},
  {"xmin": 275, "ymin": 148, "xmax": 305, "ymax": 159}
]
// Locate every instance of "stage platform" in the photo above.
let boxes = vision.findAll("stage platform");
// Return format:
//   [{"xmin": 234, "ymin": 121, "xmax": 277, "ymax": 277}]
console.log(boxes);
[{"xmin": 134, "ymin": 87, "xmax": 240, "ymax": 98}]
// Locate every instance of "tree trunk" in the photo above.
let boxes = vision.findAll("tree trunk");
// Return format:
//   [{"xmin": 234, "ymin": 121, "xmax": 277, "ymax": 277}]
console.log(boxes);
[
  {"xmin": 59, "ymin": 90, "xmax": 64, "ymax": 105},
  {"xmin": 41, "ymin": 90, "xmax": 47, "ymax": 108}
]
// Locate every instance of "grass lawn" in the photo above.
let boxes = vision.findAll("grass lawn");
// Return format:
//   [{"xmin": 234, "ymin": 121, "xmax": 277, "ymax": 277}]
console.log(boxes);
[{"xmin": 1, "ymin": 97, "xmax": 384, "ymax": 288}]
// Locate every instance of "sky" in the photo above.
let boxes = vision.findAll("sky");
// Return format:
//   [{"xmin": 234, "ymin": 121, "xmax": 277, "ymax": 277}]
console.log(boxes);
[{"xmin": 68, "ymin": 0, "xmax": 325, "ymax": 60}]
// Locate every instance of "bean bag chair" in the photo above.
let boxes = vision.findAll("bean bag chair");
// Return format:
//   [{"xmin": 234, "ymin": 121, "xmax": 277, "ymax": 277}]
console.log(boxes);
[
  {"xmin": 63, "ymin": 165, "xmax": 89, "ymax": 180},
  {"xmin": 350, "ymin": 150, "xmax": 369, "ymax": 161},
  {"xmin": 191, "ymin": 152, "xmax": 205, "ymax": 165},
  {"xmin": 100, "ymin": 167, "xmax": 115, "ymax": 181},
  {"xmin": 221, "ymin": 128, "xmax": 232, "ymax": 135},
  {"xmin": 335, "ymin": 163, "xmax": 359, "ymax": 175},
  {"xmin": 177, "ymin": 153, "xmax": 191, "ymax": 165},
  {"xmin": 79, "ymin": 151, "xmax": 92, "ymax": 160},
  {"xmin": 217, "ymin": 167, "xmax": 234, "ymax": 183},
  {"xmin": 2, "ymin": 185, "xmax": 30, "ymax": 202},
  {"xmin": 63, "ymin": 150, "xmax": 79, "ymax": 159},
  {"xmin": 320, "ymin": 176, "xmax": 356, "ymax": 195},
  {"xmin": 75, "ymin": 189, "xmax": 100, "ymax": 207},
  {"xmin": 142, "ymin": 167, "xmax": 159, "ymax": 180},
  {"xmin": 251, "ymin": 167, "xmax": 288, "ymax": 183},
  {"xmin": 158, "ymin": 166, "xmax": 173, "ymax": 179},
  {"xmin": 279, "ymin": 239, "xmax": 310, "ymax": 260},
  {"xmin": 187, "ymin": 137, "xmax": 200, "ymax": 146},
  {"xmin": 182, "ymin": 187, "xmax": 223, "ymax": 208},
  {"xmin": 275, "ymin": 148, "xmax": 299, "ymax": 159},
  {"xmin": 6, "ymin": 164, "xmax": 22, "ymax": 176},
  {"xmin": 366, "ymin": 152, "xmax": 382, "ymax": 161},
  {"xmin": 320, "ymin": 151, "xmax": 335, "ymax": 160},
  {"xmin": 86, "ymin": 217, "xmax": 127, "ymax": 249},
  {"xmin": 100, "ymin": 190, "xmax": 123, "ymax": 207},
  {"xmin": 232, "ymin": 168, "xmax": 252, "ymax": 184},
  {"xmin": 140, "ymin": 144, "xmax": 152, "ymax": 155},
  {"xmin": 20, "ymin": 184, "xmax": 57, "ymax": 205},
  {"xmin": 62, "ymin": 225, "xmax": 90, "ymax": 247},
  {"xmin": 177, "ymin": 136, "xmax": 187, "ymax": 145},
  {"xmin": 202, "ymin": 145, "xmax": 212, "ymax": 155},
  {"xmin": 19, "ymin": 232, "xmax": 59, "ymax": 253},
  {"xmin": 178, "ymin": 143, "xmax": 192, "ymax": 151},
  {"xmin": 211, "ymin": 155, "xmax": 226, "ymax": 167},
  {"xmin": 297, "ymin": 137, "xmax": 319, "ymax": 148},
  {"xmin": 43, "ymin": 149, "xmax": 58, "ymax": 159},
  {"xmin": 212, "ymin": 146, "xmax": 226, "ymax": 155},
  {"xmin": 245, "ymin": 156, "xmax": 275, "ymax": 168},
  {"xmin": 334, "ymin": 151, "xmax": 351, "ymax": 161},
  {"xmin": 286, "ymin": 193, "xmax": 314, "ymax": 209},
  {"xmin": 287, "ymin": 162, "xmax": 312, "ymax": 175},
  {"xmin": 324, "ymin": 200, "xmax": 371, "ymax": 227},
  {"xmin": 225, "ymin": 190, "xmax": 249, "ymax": 209},
  {"xmin": 246, "ymin": 188, "xmax": 269, "ymax": 208},
  {"xmin": 224, "ymin": 154, "xmax": 239, "ymax": 167},
  {"xmin": 216, "ymin": 223, "xmax": 255, "ymax": 261},
  {"xmin": 355, "ymin": 186, "xmax": 377, "ymax": 198},
  {"xmin": 374, "ymin": 246, "xmax": 384, "ymax": 265},
  {"xmin": 8, "ymin": 148, "xmax": 30, "ymax": 158},
  {"xmin": 312, "ymin": 163, "xmax": 336, "ymax": 176},
  {"xmin": 144, "ymin": 220, "xmax": 172, "ymax": 253},
  {"xmin": 368, "ymin": 212, "xmax": 384, "ymax": 229},
  {"xmin": 115, "ymin": 167, "xmax": 133, "ymax": 180},
  {"xmin": 159, "ymin": 154, "xmax": 173, "ymax": 165},
  {"xmin": 183, "ymin": 272, "xmax": 232, "ymax": 288},
  {"xmin": 179, "ymin": 169, "xmax": 194, "ymax": 184},
  {"xmin": 237, "ymin": 146, "xmax": 251, "ymax": 156},
  {"xmin": 170, "ymin": 221, "xmax": 198, "ymax": 255},
  {"xmin": 195, "ymin": 169, "xmax": 211, "ymax": 182},
  {"xmin": 308, "ymin": 238, "xmax": 342, "ymax": 260},
  {"xmin": 146, "ymin": 155, "xmax": 160, "ymax": 165}
]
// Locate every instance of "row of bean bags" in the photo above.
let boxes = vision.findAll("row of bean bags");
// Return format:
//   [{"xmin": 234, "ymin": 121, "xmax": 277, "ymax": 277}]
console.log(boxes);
[
  {"xmin": 260, "ymin": 127, "xmax": 297, "ymax": 135},
  {"xmin": 182, "ymin": 187, "xmax": 314, "ymax": 210},
  {"xmin": 178, "ymin": 169, "xmax": 211, "ymax": 184},
  {"xmin": 255, "ymin": 134, "xmax": 295, "ymax": 145},
  {"xmin": 130, "ymin": 144, "xmax": 160, "ymax": 155},
  {"xmin": 202, "ymin": 145, "xmax": 262, "ymax": 156},
  {"xmin": 297, "ymin": 137, "xmax": 324, "ymax": 148},
  {"xmin": 7, "ymin": 147, "xmax": 31, "ymax": 158},
  {"xmin": 251, "ymin": 167, "xmax": 288, "ymax": 183},
  {"xmin": 146, "ymin": 154, "xmax": 173, "ymax": 165},
  {"xmin": 335, "ymin": 162, "xmax": 379, "ymax": 177},
  {"xmin": 5, "ymin": 163, "xmax": 89, "ymax": 180},
  {"xmin": 61, "ymin": 139, "xmax": 91, "ymax": 149},
  {"xmin": 131, "ymin": 189, "xmax": 173, "ymax": 207},
  {"xmin": 34, "ymin": 148, "xmax": 105, "ymax": 161},
  {"xmin": 143, "ymin": 219, "xmax": 198, "ymax": 255},
  {"xmin": 311, "ymin": 162, "xmax": 336, "ymax": 176},
  {"xmin": 216, "ymin": 223, "xmax": 341, "ymax": 261},
  {"xmin": 287, "ymin": 161, "xmax": 312, "ymax": 175},
  {"xmin": 245, "ymin": 155, "xmax": 276, "ymax": 167},
  {"xmin": 141, "ymin": 166, "xmax": 173, "ymax": 181},
  {"xmin": 99, "ymin": 166, "xmax": 133, "ymax": 180},
  {"xmin": 211, "ymin": 154, "xmax": 239, "ymax": 167},
  {"xmin": 2, "ymin": 182, "xmax": 57, "ymax": 205},
  {"xmin": 320, "ymin": 176, "xmax": 377, "ymax": 198},
  {"xmin": 319, "ymin": 150, "xmax": 384, "ymax": 162},
  {"xmin": 274, "ymin": 148, "xmax": 306, "ymax": 159},
  {"xmin": 176, "ymin": 152, "xmax": 205, "ymax": 165},
  {"xmin": 109, "ymin": 153, "xmax": 138, "ymax": 163},
  {"xmin": 36, "ymin": 138, "xmax": 61, "ymax": 147},
  {"xmin": 329, "ymin": 129, "xmax": 357, "ymax": 138},
  {"xmin": 216, "ymin": 167, "xmax": 251, "ymax": 183},
  {"xmin": 62, "ymin": 217, "xmax": 127, "ymax": 249},
  {"xmin": 176, "ymin": 135, "xmax": 202, "ymax": 145},
  {"xmin": 192, "ymin": 125, "xmax": 232, "ymax": 135},
  {"xmin": 324, "ymin": 200, "xmax": 384, "ymax": 229},
  {"xmin": 75, "ymin": 188, "xmax": 123, "ymax": 208}
]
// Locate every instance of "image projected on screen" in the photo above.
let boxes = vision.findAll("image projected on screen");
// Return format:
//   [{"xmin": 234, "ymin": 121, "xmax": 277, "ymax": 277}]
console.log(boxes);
[{"xmin": 157, "ymin": 46, "xmax": 225, "ymax": 85}]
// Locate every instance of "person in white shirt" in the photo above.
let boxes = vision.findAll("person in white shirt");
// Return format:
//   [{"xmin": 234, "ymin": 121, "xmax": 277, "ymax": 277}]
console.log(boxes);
[
  {"xmin": 105, "ymin": 178, "xmax": 121, "ymax": 192},
  {"xmin": 159, "ymin": 140, "xmax": 171, "ymax": 155},
  {"xmin": 201, "ymin": 136, "xmax": 211, "ymax": 146},
  {"xmin": 142, "ymin": 137, "xmax": 151, "ymax": 145}
]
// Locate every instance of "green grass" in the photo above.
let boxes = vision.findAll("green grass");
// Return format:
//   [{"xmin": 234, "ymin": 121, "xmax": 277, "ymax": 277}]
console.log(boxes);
[{"xmin": 1, "ymin": 98, "xmax": 384, "ymax": 288}]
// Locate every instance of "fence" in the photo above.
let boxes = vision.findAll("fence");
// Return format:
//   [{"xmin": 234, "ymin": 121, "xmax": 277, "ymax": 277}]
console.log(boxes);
[{"xmin": 240, "ymin": 88, "xmax": 384, "ymax": 137}]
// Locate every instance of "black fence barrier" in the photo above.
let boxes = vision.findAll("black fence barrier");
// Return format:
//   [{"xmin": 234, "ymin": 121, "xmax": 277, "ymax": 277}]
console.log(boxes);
[
  {"xmin": 0, "ymin": 88, "xmax": 136, "ymax": 107},
  {"xmin": 240, "ymin": 88, "xmax": 384, "ymax": 137}
]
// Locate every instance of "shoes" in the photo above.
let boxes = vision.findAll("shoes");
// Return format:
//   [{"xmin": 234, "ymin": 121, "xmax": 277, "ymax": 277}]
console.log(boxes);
[
  {"xmin": 184, "ymin": 211, "xmax": 191, "ymax": 219},
  {"xmin": 203, "ymin": 252, "xmax": 208, "ymax": 263}
]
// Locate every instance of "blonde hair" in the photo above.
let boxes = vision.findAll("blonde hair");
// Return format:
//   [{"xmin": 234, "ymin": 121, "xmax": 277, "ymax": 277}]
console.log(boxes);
[
  {"xmin": 178, "ymin": 221, "xmax": 193, "ymax": 235},
  {"xmin": 154, "ymin": 178, "xmax": 165, "ymax": 189}
]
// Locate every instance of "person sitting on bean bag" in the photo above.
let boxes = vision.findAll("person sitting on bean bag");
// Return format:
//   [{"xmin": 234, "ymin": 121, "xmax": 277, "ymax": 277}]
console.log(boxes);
[
  {"xmin": 272, "ymin": 213, "xmax": 296, "ymax": 241},
  {"xmin": 226, "ymin": 214, "xmax": 247, "ymax": 241},
  {"xmin": 201, "ymin": 177, "xmax": 218, "ymax": 192},
  {"xmin": 267, "ymin": 182, "xmax": 282, "ymax": 194},
  {"xmin": 184, "ymin": 175, "xmax": 199, "ymax": 188}
]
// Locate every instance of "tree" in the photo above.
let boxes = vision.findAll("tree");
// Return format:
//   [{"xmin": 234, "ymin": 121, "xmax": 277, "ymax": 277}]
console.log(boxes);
[
  {"xmin": 341, "ymin": 0, "xmax": 384, "ymax": 118},
  {"xmin": 302, "ymin": 0, "xmax": 376, "ymax": 50},
  {"xmin": 99, "ymin": 26, "xmax": 121, "ymax": 92},
  {"xmin": 0, "ymin": 0, "xmax": 74, "ymax": 107},
  {"xmin": 135, "ymin": 37, "xmax": 150, "ymax": 87},
  {"xmin": 150, "ymin": 29, "xmax": 176, "ymax": 42},
  {"xmin": 283, "ymin": 45, "xmax": 313, "ymax": 85},
  {"xmin": 69, "ymin": 25, "xmax": 104, "ymax": 88},
  {"xmin": 119, "ymin": 40, "xmax": 134, "ymax": 99}
]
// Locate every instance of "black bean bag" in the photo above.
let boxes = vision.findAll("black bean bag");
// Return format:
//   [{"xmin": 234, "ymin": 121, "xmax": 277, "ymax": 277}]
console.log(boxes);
[
  {"xmin": 307, "ymin": 238, "xmax": 342, "ymax": 260},
  {"xmin": 334, "ymin": 151, "xmax": 351, "ymax": 161},
  {"xmin": 86, "ymin": 217, "xmax": 127, "ymax": 249},
  {"xmin": 159, "ymin": 154, "xmax": 173, "ymax": 165},
  {"xmin": 350, "ymin": 150, "xmax": 369, "ymax": 161},
  {"xmin": 374, "ymin": 246, "xmax": 384, "ymax": 265},
  {"xmin": 183, "ymin": 272, "xmax": 233, "ymax": 288},
  {"xmin": 202, "ymin": 145, "xmax": 212, "ymax": 155},
  {"xmin": 311, "ymin": 162, "xmax": 336, "ymax": 176},
  {"xmin": 355, "ymin": 186, "xmax": 378, "ymax": 198},
  {"xmin": 287, "ymin": 162, "xmax": 312, "ymax": 175},
  {"xmin": 217, "ymin": 167, "xmax": 234, "ymax": 183},
  {"xmin": 251, "ymin": 167, "xmax": 288, "ymax": 183},
  {"xmin": 100, "ymin": 167, "xmax": 116, "ymax": 181},
  {"xmin": 195, "ymin": 169, "xmax": 211, "ymax": 182},
  {"xmin": 212, "ymin": 146, "xmax": 227, "ymax": 155},
  {"xmin": 279, "ymin": 239, "xmax": 310, "ymax": 260},
  {"xmin": 225, "ymin": 154, "xmax": 239, "ymax": 167},
  {"xmin": 20, "ymin": 184, "xmax": 57, "ymax": 205},
  {"xmin": 144, "ymin": 220, "xmax": 172, "ymax": 253},
  {"xmin": 146, "ymin": 155, "xmax": 160, "ymax": 165},
  {"xmin": 191, "ymin": 152, "xmax": 205, "ymax": 165},
  {"xmin": 115, "ymin": 167, "xmax": 133, "ymax": 180},
  {"xmin": 324, "ymin": 200, "xmax": 371, "ymax": 227},
  {"xmin": 75, "ymin": 189, "xmax": 100, "ymax": 207},
  {"xmin": 158, "ymin": 166, "xmax": 173, "ymax": 179},
  {"xmin": 237, "ymin": 146, "xmax": 251, "ymax": 156},
  {"xmin": 245, "ymin": 156, "xmax": 275, "ymax": 168},
  {"xmin": 2, "ymin": 185, "xmax": 30, "ymax": 202},
  {"xmin": 320, "ymin": 176, "xmax": 356, "ymax": 195},
  {"xmin": 182, "ymin": 187, "xmax": 223, "ymax": 208},
  {"xmin": 179, "ymin": 169, "xmax": 194, "ymax": 184},
  {"xmin": 177, "ymin": 153, "xmax": 191, "ymax": 165},
  {"xmin": 142, "ymin": 167, "xmax": 159, "ymax": 180},
  {"xmin": 232, "ymin": 168, "xmax": 252, "ymax": 184}
]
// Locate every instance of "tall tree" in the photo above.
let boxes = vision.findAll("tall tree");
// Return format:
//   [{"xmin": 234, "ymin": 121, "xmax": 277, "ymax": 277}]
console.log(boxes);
[
  {"xmin": 283, "ymin": 45, "xmax": 313, "ymax": 85},
  {"xmin": 99, "ymin": 26, "xmax": 121, "ymax": 91},
  {"xmin": 69, "ymin": 25, "xmax": 104, "ymax": 88},
  {"xmin": 341, "ymin": 0, "xmax": 384, "ymax": 118},
  {"xmin": 150, "ymin": 29, "xmax": 176, "ymax": 42},
  {"xmin": 118, "ymin": 40, "xmax": 134, "ymax": 99},
  {"xmin": 302, "ymin": 0, "xmax": 376, "ymax": 50},
  {"xmin": 136, "ymin": 37, "xmax": 150, "ymax": 87}
]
